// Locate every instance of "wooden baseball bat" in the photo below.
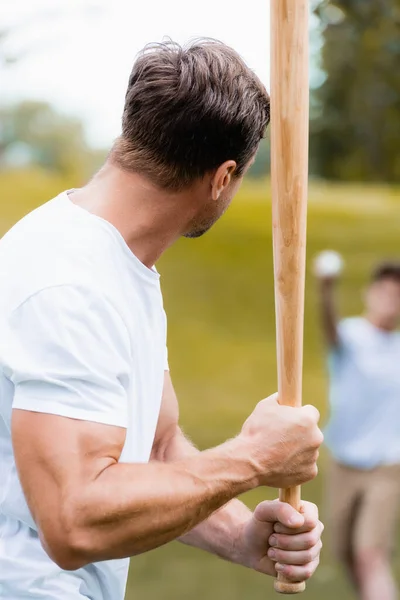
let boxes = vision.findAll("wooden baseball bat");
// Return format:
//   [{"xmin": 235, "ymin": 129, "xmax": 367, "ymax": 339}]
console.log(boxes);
[{"xmin": 270, "ymin": 0, "xmax": 309, "ymax": 594}]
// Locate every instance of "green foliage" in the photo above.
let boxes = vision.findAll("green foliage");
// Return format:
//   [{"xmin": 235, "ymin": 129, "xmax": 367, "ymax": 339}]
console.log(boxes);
[
  {"xmin": 311, "ymin": 0, "xmax": 400, "ymax": 182},
  {"xmin": 1, "ymin": 172, "xmax": 400, "ymax": 599},
  {"xmin": 0, "ymin": 101, "xmax": 106, "ymax": 181},
  {"xmin": 0, "ymin": 168, "xmax": 71, "ymax": 231},
  {"xmin": 248, "ymin": 137, "xmax": 270, "ymax": 179}
]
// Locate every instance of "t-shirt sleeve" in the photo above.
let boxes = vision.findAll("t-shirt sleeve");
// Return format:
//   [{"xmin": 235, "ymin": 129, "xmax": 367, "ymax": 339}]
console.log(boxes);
[
  {"xmin": 329, "ymin": 318, "xmax": 356, "ymax": 368},
  {"xmin": 164, "ymin": 346, "xmax": 169, "ymax": 371},
  {"xmin": 162, "ymin": 309, "xmax": 169, "ymax": 371},
  {"xmin": 337, "ymin": 319, "xmax": 355, "ymax": 349},
  {"xmin": 4, "ymin": 285, "xmax": 132, "ymax": 428}
]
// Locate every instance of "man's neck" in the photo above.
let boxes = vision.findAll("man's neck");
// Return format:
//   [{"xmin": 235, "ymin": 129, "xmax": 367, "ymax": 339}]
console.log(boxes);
[{"xmin": 69, "ymin": 163, "xmax": 203, "ymax": 268}]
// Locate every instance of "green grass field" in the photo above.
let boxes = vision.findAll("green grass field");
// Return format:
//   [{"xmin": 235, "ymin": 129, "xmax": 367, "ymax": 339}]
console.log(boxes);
[{"xmin": 1, "ymin": 172, "xmax": 400, "ymax": 599}]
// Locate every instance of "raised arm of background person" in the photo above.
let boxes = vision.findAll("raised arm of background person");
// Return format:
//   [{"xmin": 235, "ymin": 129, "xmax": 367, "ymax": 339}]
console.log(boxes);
[
  {"xmin": 317, "ymin": 276, "xmax": 340, "ymax": 347},
  {"xmin": 9, "ymin": 286, "xmax": 321, "ymax": 571},
  {"xmin": 151, "ymin": 373, "xmax": 323, "ymax": 581}
]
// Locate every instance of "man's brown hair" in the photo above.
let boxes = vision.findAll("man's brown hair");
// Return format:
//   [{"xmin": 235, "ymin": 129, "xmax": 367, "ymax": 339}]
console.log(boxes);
[
  {"xmin": 111, "ymin": 39, "xmax": 270, "ymax": 190},
  {"xmin": 371, "ymin": 262, "xmax": 400, "ymax": 285}
]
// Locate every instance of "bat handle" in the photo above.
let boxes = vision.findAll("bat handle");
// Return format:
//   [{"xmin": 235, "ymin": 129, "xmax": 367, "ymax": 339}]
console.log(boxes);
[{"xmin": 274, "ymin": 485, "xmax": 305, "ymax": 595}]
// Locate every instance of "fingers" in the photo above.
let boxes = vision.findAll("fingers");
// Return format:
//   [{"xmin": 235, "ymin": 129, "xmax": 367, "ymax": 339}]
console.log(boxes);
[
  {"xmin": 301, "ymin": 404, "xmax": 320, "ymax": 424},
  {"xmin": 301, "ymin": 406, "xmax": 324, "ymax": 448},
  {"xmin": 300, "ymin": 501, "xmax": 319, "ymax": 525},
  {"xmin": 268, "ymin": 533, "xmax": 322, "ymax": 564},
  {"xmin": 262, "ymin": 396, "xmax": 321, "ymax": 431},
  {"xmin": 270, "ymin": 521, "xmax": 324, "ymax": 551},
  {"xmin": 255, "ymin": 500, "xmax": 320, "ymax": 532},
  {"xmin": 254, "ymin": 499, "xmax": 304, "ymax": 529},
  {"xmin": 268, "ymin": 539, "xmax": 322, "ymax": 566},
  {"xmin": 275, "ymin": 557, "xmax": 320, "ymax": 582},
  {"xmin": 273, "ymin": 501, "xmax": 320, "ymax": 535},
  {"xmin": 251, "ymin": 500, "xmax": 323, "ymax": 583}
]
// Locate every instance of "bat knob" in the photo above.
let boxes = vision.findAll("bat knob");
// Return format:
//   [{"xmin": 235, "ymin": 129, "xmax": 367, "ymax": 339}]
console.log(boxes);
[{"xmin": 274, "ymin": 579, "xmax": 306, "ymax": 594}]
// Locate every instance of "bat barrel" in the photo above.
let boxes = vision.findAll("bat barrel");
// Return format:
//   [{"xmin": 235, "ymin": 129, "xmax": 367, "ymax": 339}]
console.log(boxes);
[{"xmin": 270, "ymin": 0, "xmax": 309, "ymax": 594}]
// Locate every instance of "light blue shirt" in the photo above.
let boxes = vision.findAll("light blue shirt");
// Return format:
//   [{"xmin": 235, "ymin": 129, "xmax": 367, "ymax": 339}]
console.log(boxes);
[{"xmin": 324, "ymin": 317, "xmax": 400, "ymax": 469}]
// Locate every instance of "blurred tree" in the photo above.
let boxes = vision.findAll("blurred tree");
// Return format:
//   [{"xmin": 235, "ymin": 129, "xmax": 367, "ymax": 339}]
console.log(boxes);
[
  {"xmin": 248, "ymin": 137, "xmax": 270, "ymax": 179},
  {"xmin": 311, "ymin": 0, "xmax": 400, "ymax": 182},
  {"xmin": 0, "ymin": 101, "xmax": 105, "ymax": 180}
]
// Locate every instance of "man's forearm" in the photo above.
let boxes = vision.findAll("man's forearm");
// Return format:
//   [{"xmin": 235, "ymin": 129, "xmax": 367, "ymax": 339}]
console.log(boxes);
[
  {"xmin": 180, "ymin": 498, "xmax": 252, "ymax": 565},
  {"xmin": 42, "ymin": 435, "xmax": 258, "ymax": 570},
  {"xmin": 160, "ymin": 427, "xmax": 253, "ymax": 565}
]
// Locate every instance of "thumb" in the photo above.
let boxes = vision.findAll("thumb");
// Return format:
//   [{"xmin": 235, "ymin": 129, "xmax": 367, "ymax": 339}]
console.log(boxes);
[{"xmin": 254, "ymin": 499, "xmax": 305, "ymax": 529}]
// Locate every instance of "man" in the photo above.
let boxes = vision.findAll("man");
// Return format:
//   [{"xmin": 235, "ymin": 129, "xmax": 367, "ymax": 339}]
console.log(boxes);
[
  {"xmin": 0, "ymin": 40, "xmax": 323, "ymax": 600},
  {"xmin": 316, "ymin": 256, "xmax": 400, "ymax": 600}
]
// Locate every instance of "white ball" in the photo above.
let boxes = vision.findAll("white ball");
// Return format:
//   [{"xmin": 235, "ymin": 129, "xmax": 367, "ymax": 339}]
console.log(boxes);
[{"xmin": 313, "ymin": 251, "xmax": 344, "ymax": 278}]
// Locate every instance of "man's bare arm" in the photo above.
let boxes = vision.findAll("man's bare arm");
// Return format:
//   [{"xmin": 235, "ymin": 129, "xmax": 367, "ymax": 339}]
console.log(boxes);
[
  {"xmin": 12, "ymin": 410, "xmax": 256, "ymax": 571},
  {"xmin": 12, "ymin": 382, "xmax": 320, "ymax": 572},
  {"xmin": 317, "ymin": 278, "xmax": 340, "ymax": 347},
  {"xmin": 166, "ymin": 430, "xmax": 253, "ymax": 564}
]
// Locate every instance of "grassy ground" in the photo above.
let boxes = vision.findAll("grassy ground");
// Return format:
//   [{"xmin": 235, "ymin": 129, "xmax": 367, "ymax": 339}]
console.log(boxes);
[{"xmin": 1, "ymin": 173, "xmax": 400, "ymax": 599}]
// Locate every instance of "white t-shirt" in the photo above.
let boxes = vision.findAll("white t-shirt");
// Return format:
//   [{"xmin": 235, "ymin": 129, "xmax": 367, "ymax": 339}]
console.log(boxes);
[
  {"xmin": 0, "ymin": 192, "xmax": 168, "ymax": 599},
  {"xmin": 324, "ymin": 317, "xmax": 400, "ymax": 469}
]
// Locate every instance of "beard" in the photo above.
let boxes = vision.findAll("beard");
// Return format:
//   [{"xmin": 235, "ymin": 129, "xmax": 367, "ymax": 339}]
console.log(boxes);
[
  {"xmin": 183, "ymin": 226, "xmax": 210, "ymax": 239},
  {"xmin": 182, "ymin": 211, "xmax": 218, "ymax": 239},
  {"xmin": 183, "ymin": 197, "xmax": 232, "ymax": 239}
]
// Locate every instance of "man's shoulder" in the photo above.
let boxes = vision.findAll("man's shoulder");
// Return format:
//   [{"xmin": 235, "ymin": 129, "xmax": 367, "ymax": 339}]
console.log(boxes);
[
  {"xmin": 0, "ymin": 193, "xmax": 119, "ymax": 316},
  {"xmin": 0, "ymin": 192, "xmax": 72, "ymax": 262},
  {"xmin": 338, "ymin": 316, "xmax": 365, "ymax": 333},
  {"xmin": 335, "ymin": 317, "xmax": 370, "ymax": 349}
]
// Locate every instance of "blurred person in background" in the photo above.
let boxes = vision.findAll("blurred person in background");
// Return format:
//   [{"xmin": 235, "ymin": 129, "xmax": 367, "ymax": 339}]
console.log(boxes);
[
  {"xmin": 0, "ymin": 40, "xmax": 324, "ymax": 600},
  {"xmin": 315, "ymin": 256, "xmax": 400, "ymax": 600}
]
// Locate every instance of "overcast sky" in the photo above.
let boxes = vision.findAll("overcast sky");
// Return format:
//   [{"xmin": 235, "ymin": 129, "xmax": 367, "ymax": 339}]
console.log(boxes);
[{"xmin": 1, "ymin": 1, "xmax": 319, "ymax": 149}]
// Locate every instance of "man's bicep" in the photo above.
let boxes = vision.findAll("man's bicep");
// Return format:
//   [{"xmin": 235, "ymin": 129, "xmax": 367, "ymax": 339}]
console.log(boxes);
[
  {"xmin": 151, "ymin": 371, "xmax": 180, "ymax": 460},
  {"xmin": 161, "ymin": 371, "xmax": 180, "ymax": 430},
  {"xmin": 11, "ymin": 410, "xmax": 125, "ymax": 531},
  {"xmin": 152, "ymin": 373, "xmax": 199, "ymax": 462}
]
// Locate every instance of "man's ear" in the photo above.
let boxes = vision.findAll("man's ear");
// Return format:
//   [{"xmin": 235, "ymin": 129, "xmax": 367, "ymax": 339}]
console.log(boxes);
[{"xmin": 211, "ymin": 160, "xmax": 237, "ymax": 201}]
